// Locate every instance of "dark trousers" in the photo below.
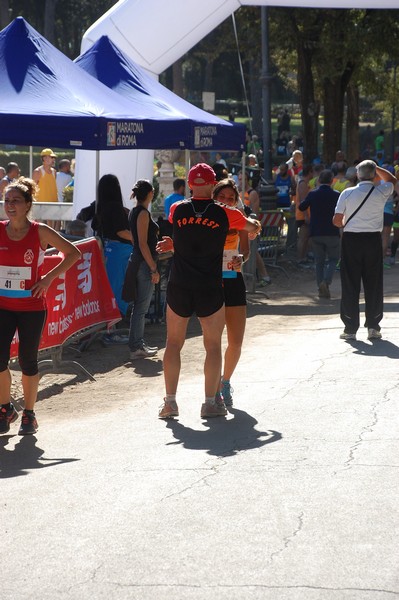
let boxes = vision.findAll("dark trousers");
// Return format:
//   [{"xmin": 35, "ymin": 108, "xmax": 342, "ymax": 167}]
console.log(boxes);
[{"xmin": 340, "ymin": 232, "xmax": 383, "ymax": 333}]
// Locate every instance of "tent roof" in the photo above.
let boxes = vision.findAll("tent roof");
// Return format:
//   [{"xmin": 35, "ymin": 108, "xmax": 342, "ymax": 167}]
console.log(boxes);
[
  {"xmin": 75, "ymin": 35, "xmax": 245, "ymax": 151},
  {"xmin": 0, "ymin": 17, "xmax": 244, "ymax": 150}
]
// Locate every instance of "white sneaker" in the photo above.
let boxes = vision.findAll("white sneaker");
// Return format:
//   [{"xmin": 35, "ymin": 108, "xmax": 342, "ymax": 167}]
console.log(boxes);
[
  {"xmin": 130, "ymin": 346, "xmax": 157, "ymax": 359},
  {"xmin": 340, "ymin": 331, "xmax": 356, "ymax": 340},
  {"xmin": 367, "ymin": 329, "xmax": 382, "ymax": 340}
]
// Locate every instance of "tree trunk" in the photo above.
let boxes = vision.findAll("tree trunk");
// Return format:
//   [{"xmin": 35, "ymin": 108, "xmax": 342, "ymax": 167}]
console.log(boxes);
[
  {"xmin": 249, "ymin": 58, "xmax": 262, "ymax": 136},
  {"xmin": 172, "ymin": 58, "xmax": 184, "ymax": 98},
  {"xmin": 0, "ymin": 0, "xmax": 10, "ymax": 29},
  {"xmin": 44, "ymin": 0, "xmax": 57, "ymax": 44},
  {"xmin": 296, "ymin": 42, "xmax": 319, "ymax": 163},
  {"xmin": 346, "ymin": 83, "xmax": 360, "ymax": 165},
  {"xmin": 203, "ymin": 59, "xmax": 213, "ymax": 92},
  {"xmin": 323, "ymin": 79, "xmax": 345, "ymax": 164},
  {"xmin": 322, "ymin": 62, "xmax": 355, "ymax": 165}
]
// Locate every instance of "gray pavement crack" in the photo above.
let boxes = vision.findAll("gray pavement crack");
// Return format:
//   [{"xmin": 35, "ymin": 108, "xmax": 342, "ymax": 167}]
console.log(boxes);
[
  {"xmin": 105, "ymin": 583, "xmax": 399, "ymax": 595},
  {"xmin": 338, "ymin": 387, "xmax": 395, "ymax": 474},
  {"xmin": 160, "ymin": 457, "xmax": 227, "ymax": 501},
  {"xmin": 269, "ymin": 510, "xmax": 304, "ymax": 563}
]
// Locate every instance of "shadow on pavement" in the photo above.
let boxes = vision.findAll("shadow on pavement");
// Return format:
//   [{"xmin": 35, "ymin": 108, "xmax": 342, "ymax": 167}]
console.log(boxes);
[
  {"xmin": 349, "ymin": 339, "xmax": 399, "ymax": 359},
  {"xmin": 164, "ymin": 407, "xmax": 281, "ymax": 457},
  {"xmin": 0, "ymin": 435, "xmax": 80, "ymax": 479}
]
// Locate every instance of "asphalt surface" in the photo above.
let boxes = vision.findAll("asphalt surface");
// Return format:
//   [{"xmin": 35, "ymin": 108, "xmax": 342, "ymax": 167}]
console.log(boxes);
[{"xmin": 1, "ymin": 265, "xmax": 399, "ymax": 600}]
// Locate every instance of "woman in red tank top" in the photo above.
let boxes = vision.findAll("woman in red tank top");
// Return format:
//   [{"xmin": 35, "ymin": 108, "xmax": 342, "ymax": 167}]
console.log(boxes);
[{"xmin": 0, "ymin": 178, "xmax": 81, "ymax": 435}]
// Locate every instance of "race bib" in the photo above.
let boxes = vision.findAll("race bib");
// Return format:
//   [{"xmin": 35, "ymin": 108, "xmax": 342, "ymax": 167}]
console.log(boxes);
[
  {"xmin": 0, "ymin": 265, "xmax": 32, "ymax": 297},
  {"xmin": 222, "ymin": 249, "xmax": 238, "ymax": 279}
]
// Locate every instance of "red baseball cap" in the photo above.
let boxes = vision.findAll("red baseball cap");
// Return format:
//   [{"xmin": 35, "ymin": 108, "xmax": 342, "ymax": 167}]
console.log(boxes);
[{"xmin": 188, "ymin": 163, "xmax": 216, "ymax": 188}]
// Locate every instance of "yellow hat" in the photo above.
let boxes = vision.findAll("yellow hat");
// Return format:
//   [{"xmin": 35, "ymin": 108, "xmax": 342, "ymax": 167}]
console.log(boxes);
[{"xmin": 41, "ymin": 148, "xmax": 57, "ymax": 158}]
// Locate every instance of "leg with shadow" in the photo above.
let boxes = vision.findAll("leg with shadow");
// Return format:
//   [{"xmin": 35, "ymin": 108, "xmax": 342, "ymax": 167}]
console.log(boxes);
[
  {"xmin": 340, "ymin": 234, "xmax": 362, "ymax": 334},
  {"xmin": 159, "ymin": 306, "xmax": 189, "ymax": 419},
  {"xmin": 199, "ymin": 306, "xmax": 225, "ymax": 399},
  {"xmin": 362, "ymin": 235, "xmax": 383, "ymax": 334}
]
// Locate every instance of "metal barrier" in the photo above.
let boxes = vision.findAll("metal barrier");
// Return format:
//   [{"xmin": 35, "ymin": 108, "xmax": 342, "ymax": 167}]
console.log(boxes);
[
  {"xmin": 258, "ymin": 210, "xmax": 289, "ymax": 276},
  {"xmin": 10, "ymin": 237, "xmax": 121, "ymax": 382},
  {"xmin": 36, "ymin": 322, "xmax": 108, "ymax": 381}
]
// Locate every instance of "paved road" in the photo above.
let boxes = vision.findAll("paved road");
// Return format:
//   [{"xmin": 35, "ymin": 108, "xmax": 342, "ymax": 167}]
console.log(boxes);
[{"xmin": 1, "ymin": 269, "xmax": 399, "ymax": 600}]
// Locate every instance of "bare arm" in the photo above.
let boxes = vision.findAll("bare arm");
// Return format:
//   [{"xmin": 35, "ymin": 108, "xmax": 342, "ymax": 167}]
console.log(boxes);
[
  {"xmin": 375, "ymin": 165, "xmax": 397, "ymax": 185},
  {"xmin": 31, "ymin": 224, "xmax": 81, "ymax": 297},
  {"xmin": 32, "ymin": 168, "xmax": 41, "ymax": 184},
  {"xmin": 238, "ymin": 230, "xmax": 250, "ymax": 263},
  {"xmin": 116, "ymin": 229, "xmax": 133, "ymax": 242},
  {"xmin": 0, "ymin": 180, "xmax": 7, "ymax": 198},
  {"xmin": 243, "ymin": 217, "xmax": 262, "ymax": 235},
  {"xmin": 333, "ymin": 213, "xmax": 344, "ymax": 228},
  {"xmin": 297, "ymin": 180, "xmax": 309, "ymax": 203},
  {"xmin": 156, "ymin": 235, "xmax": 173, "ymax": 254},
  {"xmin": 137, "ymin": 210, "xmax": 160, "ymax": 284},
  {"xmin": 248, "ymin": 189, "xmax": 260, "ymax": 215}
]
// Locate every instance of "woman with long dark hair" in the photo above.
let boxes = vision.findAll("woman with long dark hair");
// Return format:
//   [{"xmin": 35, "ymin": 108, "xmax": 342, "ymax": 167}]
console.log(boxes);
[
  {"xmin": 95, "ymin": 174, "xmax": 132, "ymax": 317},
  {"xmin": 125, "ymin": 179, "xmax": 160, "ymax": 359}
]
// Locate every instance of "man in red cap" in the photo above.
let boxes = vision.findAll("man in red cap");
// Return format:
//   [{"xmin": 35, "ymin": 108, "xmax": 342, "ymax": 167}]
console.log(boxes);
[{"xmin": 157, "ymin": 163, "xmax": 261, "ymax": 419}]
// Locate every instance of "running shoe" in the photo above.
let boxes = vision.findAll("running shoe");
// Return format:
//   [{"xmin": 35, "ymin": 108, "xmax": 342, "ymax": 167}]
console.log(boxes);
[
  {"xmin": 101, "ymin": 333, "xmax": 129, "ymax": 346},
  {"xmin": 130, "ymin": 346, "xmax": 158, "ymax": 359},
  {"xmin": 339, "ymin": 331, "xmax": 356, "ymax": 340},
  {"xmin": 18, "ymin": 410, "xmax": 38, "ymax": 435},
  {"xmin": 318, "ymin": 281, "xmax": 331, "ymax": 299},
  {"xmin": 0, "ymin": 403, "xmax": 18, "ymax": 434},
  {"xmin": 258, "ymin": 276, "xmax": 271, "ymax": 287},
  {"xmin": 201, "ymin": 399, "xmax": 227, "ymax": 418},
  {"xmin": 143, "ymin": 342, "xmax": 159, "ymax": 352},
  {"xmin": 368, "ymin": 329, "xmax": 382, "ymax": 340},
  {"xmin": 220, "ymin": 380, "xmax": 234, "ymax": 407},
  {"xmin": 158, "ymin": 399, "xmax": 179, "ymax": 419}
]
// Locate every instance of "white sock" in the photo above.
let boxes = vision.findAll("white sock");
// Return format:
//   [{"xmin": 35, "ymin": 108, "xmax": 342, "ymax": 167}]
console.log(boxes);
[
  {"xmin": 166, "ymin": 394, "xmax": 176, "ymax": 403},
  {"xmin": 205, "ymin": 396, "xmax": 215, "ymax": 405}
]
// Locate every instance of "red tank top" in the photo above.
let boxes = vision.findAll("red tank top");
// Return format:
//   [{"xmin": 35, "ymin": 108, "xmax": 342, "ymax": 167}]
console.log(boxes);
[{"xmin": 0, "ymin": 220, "xmax": 46, "ymax": 311}]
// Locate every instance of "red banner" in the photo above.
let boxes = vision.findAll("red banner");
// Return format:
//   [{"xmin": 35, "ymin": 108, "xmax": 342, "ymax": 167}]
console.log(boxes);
[{"xmin": 10, "ymin": 238, "xmax": 121, "ymax": 359}]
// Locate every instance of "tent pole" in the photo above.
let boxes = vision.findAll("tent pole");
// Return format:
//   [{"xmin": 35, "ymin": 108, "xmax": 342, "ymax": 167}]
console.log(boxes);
[
  {"xmin": 29, "ymin": 146, "xmax": 33, "ymax": 176},
  {"xmin": 241, "ymin": 151, "xmax": 246, "ymax": 205},
  {"xmin": 95, "ymin": 150, "xmax": 100, "ymax": 204},
  {"xmin": 184, "ymin": 149, "xmax": 190, "ymax": 196}
]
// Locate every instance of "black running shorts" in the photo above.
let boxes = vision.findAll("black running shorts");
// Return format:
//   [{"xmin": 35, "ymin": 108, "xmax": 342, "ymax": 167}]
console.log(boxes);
[
  {"xmin": 166, "ymin": 282, "xmax": 224, "ymax": 318},
  {"xmin": 223, "ymin": 273, "xmax": 247, "ymax": 307}
]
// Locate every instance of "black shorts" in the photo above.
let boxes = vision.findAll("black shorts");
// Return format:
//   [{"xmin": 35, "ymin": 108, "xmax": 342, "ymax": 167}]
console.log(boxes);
[
  {"xmin": 223, "ymin": 273, "xmax": 247, "ymax": 307},
  {"xmin": 0, "ymin": 309, "xmax": 46, "ymax": 375},
  {"xmin": 166, "ymin": 281, "xmax": 224, "ymax": 318}
]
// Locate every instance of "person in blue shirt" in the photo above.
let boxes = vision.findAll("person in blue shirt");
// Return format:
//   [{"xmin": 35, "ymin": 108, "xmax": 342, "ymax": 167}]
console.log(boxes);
[
  {"xmin": 299, "ymin": 169, "xmax": 340, "ymax": 299},
  {"xmin": 274, "ymin": 162, "xmax": 293, "ymax": 208},
  {"xmin": 163, "ymin": 178, "xmax": 185, "ymax": 218}
]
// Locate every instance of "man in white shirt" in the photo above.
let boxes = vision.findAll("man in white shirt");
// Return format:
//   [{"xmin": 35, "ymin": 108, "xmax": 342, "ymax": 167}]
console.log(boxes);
[
  {"xmin": 333, "ymin": 160, "xmax": 397, "ymax": 341},
  {"xmin": 56, "ymin": 159, "xmax": 72, "ymax": 203}
]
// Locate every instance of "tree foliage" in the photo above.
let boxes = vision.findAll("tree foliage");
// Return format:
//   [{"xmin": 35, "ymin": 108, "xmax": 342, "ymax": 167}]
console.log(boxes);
[
  {"xmin": 1, "ymin": 0, "xmax": 116, "ymax": 58},
  {"xmin": 2, "ymin": 2, "xmax": 399, "ymax": 163}
]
